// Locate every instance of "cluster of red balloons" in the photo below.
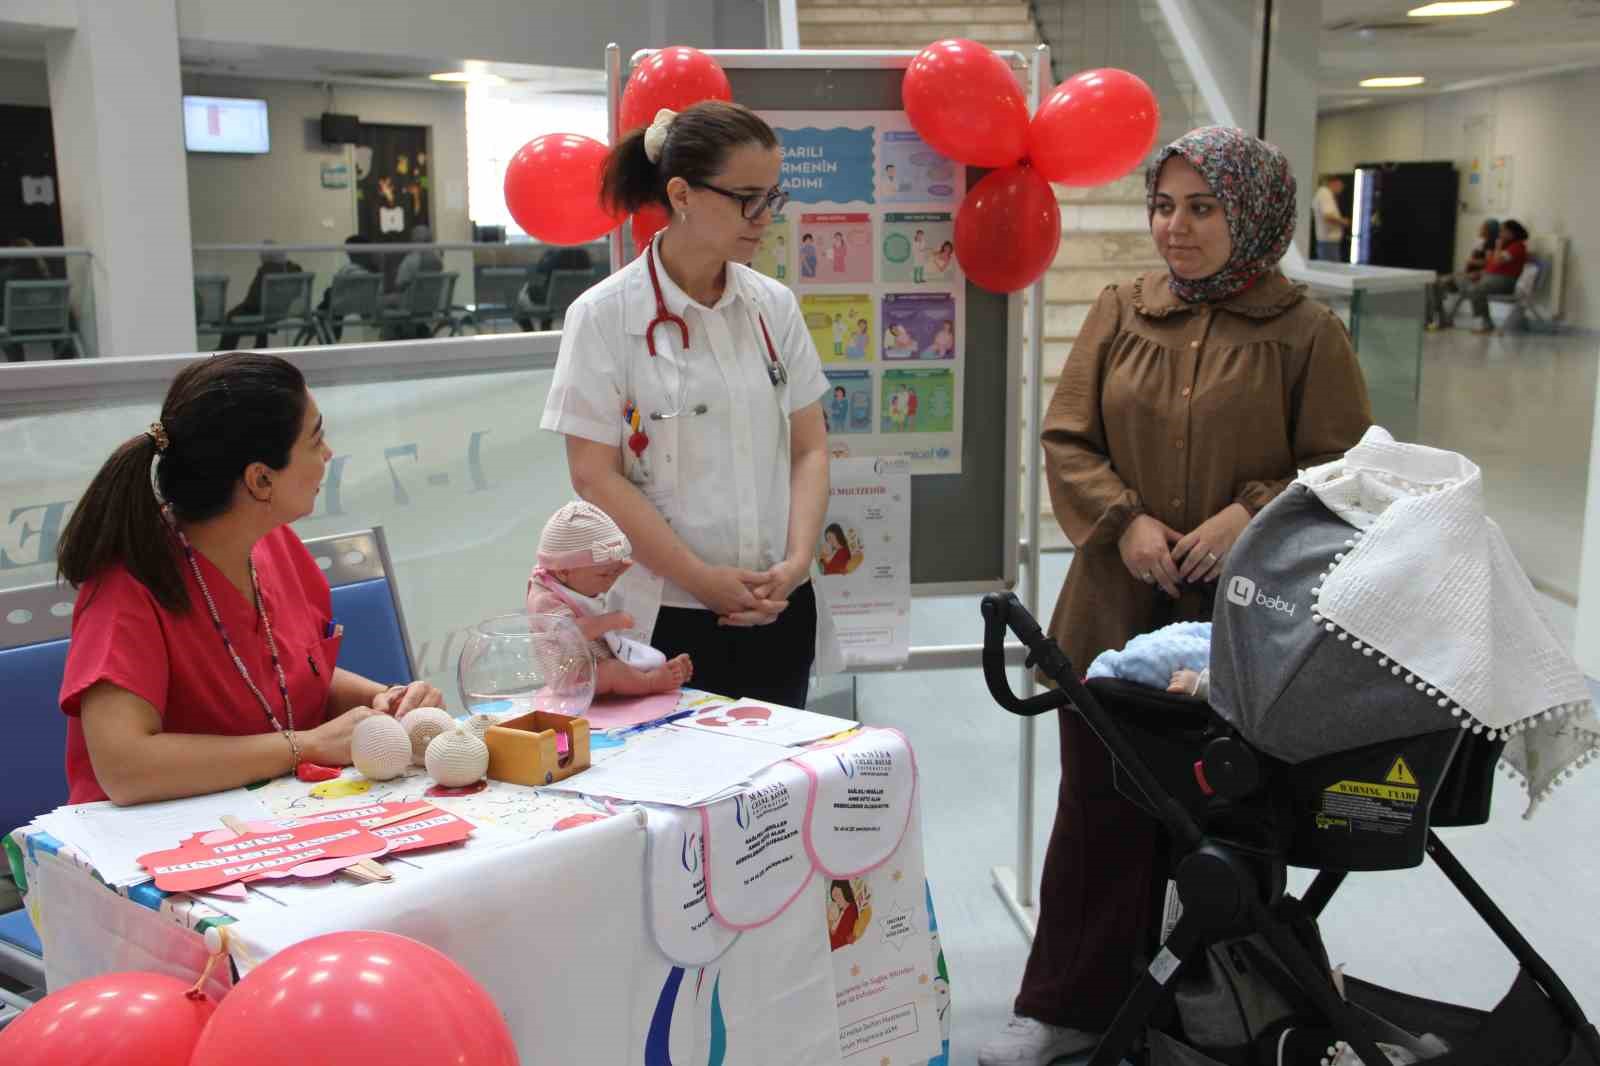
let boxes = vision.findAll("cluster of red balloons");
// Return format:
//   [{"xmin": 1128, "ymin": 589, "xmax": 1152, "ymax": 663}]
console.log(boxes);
[
  {"xmin": 0, "ymin": 931, "xmax": 518, "ymax": 1066},
  {"xmin": 904, "ymin": 39, "xmax": 1160, "ymax": 292},
  {"xmin": 504, "ymin": 46, "xmax": 731, "ymax": 246}
]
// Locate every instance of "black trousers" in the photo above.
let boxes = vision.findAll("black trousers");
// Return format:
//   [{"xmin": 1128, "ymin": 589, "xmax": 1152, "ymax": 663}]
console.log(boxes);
[{"xmin": 650, "ymin": 581, "xmax": 817, "ymax": 709}]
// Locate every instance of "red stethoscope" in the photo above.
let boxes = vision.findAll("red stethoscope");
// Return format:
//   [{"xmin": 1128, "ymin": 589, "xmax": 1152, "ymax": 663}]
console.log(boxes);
[{"xmin": 644, "ymin": 234, "xmax": 788, "ymax": 395}]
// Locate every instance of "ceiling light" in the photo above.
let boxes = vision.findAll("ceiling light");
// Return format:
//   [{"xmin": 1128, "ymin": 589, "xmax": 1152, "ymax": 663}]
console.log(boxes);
[
  {"xmin": 1408, "ymin": 1, "xmax": 1514, "ymax": 15},
  {"xmin": 429, "ymin": 72, "xmax": 507, "ymax": 85},
  {"xmin": 1360, "ymin": 76, "xmax": 1426, "ymax": 87}
]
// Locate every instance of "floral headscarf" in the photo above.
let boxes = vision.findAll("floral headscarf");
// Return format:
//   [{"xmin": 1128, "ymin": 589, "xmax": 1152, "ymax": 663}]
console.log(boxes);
[{"xmin": 1144, "ymin": 126, "xmax": 1297, "ymax": 304}]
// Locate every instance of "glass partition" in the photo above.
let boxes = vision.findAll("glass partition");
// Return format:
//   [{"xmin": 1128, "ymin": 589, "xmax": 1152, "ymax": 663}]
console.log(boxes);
[
  {"xmin": 0, "ymin": 247, "xmax": 96, "ymax": 361},
  {"xmin": 189, "ymin": 241, "xmax": 610, "ymax": 349},
  {"xmin": 0, "ymin": 337, "xmax": 567, "ymax": 701},
  {"xmin": 1286, "ymin": 263, "xmax": 1429, "ymax": 443}
]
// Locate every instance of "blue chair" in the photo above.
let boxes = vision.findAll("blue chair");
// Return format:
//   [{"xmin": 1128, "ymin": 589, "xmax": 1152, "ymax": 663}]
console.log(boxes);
[
  {"xmin": 0, "ymin": 580, "xmax": 74, "ymax": 996},
  {"xmin": 0, "ymin": 525, "xmax": 414, "ymax": 1004},
  {"xmin": 302, "ymin": 526, "xmax": 416, "ymax": 686}
]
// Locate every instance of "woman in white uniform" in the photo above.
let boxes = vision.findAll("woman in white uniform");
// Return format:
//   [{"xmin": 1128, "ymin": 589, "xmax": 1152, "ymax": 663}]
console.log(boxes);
[{"xmin": 541, "ymin": 102, "xmax": 832, "ymax": 708}]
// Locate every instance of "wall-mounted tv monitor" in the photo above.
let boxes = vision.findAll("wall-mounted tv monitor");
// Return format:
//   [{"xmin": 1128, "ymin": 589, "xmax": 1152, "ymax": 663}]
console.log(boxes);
[{"xmin": 183, "ymin": 96, "xmax": 270, "ymax": 154}]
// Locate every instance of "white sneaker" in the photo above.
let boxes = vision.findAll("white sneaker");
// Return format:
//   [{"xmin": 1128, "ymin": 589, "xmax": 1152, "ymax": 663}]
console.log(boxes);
[{"xmin": 977, "ymin": 1014, "xmax": 1100, "ymax": 1066}]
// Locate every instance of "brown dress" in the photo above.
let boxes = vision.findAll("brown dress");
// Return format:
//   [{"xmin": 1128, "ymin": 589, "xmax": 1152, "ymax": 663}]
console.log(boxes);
[{"xmin": 1016, "ymin": 269, "xmax": 1372, "ymax": 1030}]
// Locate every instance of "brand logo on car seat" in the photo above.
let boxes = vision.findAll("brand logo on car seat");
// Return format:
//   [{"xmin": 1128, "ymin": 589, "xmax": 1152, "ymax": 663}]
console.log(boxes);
[{"xmin": 1226, "ymin": 575, "xmax": 1296, "ymax": 616}]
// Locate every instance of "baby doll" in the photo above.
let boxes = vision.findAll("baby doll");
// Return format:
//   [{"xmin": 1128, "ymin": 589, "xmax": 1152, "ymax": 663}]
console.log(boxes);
[{"xmin": 528, "ymin": 500, "xmax": 692, "ymax": 695}]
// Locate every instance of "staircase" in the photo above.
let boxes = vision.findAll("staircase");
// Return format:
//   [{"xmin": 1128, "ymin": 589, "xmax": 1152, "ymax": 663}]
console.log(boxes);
[
  {"xmin": 797, "ymin": 0, "xmax": 1210, "ymax": 550},
  {"xmin": 797, "ymin": 0, "xmax": 1040, "ymax": 53}
]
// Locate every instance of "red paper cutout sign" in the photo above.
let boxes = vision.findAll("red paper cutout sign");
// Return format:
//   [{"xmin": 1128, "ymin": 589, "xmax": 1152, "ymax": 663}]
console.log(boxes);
[
  {"xmin": 140, "ymin": 823, "xmax": 386, "ymax": 893},
  {"xmin": 268, "ymin": 802, "xmax": 474, "ymax": 857}
]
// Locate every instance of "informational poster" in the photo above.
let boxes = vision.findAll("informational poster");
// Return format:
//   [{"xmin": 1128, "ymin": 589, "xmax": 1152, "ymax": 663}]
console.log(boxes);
[
  {"xmin": 753, "ymin": 211, "xmax": 793, "ymax": 282},
  {"xmin": 825, "ymin": 811, "xmax": 942, "ymax": 1065},
  {"xmin": 762, "ymin": 110, "xmax": 966, "ymax": 475},
  {"xmin": 816, "ymin": 457, "xmax": 911, "ymax": 668}
]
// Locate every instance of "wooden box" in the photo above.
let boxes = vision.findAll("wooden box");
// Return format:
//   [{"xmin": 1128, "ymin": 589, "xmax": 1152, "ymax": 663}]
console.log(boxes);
[{"xmin": 484, "ymin": 712, "xmax": 591, "ymax": 787}]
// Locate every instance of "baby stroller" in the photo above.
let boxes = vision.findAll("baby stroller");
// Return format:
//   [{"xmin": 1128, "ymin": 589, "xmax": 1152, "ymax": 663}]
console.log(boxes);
[{"xmin": 979, "ymin": 590, "xmax": 1599, "ymax": 1066}]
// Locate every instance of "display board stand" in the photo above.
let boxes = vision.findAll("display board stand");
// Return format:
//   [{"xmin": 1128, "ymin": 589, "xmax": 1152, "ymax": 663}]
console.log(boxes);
[{"xmin": 608, "ymin": 44, "xmax": 1049, "ymax": 930}]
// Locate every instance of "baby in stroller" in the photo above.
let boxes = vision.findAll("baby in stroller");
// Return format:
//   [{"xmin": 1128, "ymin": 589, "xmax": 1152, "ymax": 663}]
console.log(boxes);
[{"xmin": 987, "ymin": 428, "xmax": 1600, "ymax": 1066}]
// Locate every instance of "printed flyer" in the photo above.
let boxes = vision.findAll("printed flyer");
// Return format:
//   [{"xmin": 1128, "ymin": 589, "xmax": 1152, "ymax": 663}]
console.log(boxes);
[
  {"xmin": 803, "ymin": 293, "xmax": 876, "ymax": 364},
  {"xmin": 815, "ymin": 457, "xmax": 911, "ymax": 669},
  {"xmin": 881, "ymin": 213, "xmax": 957, "ymax": 286},
  {"xmin": 761, "ymin": 109, "xmax": 966, "ymax": 475},
  {"xmin": 823, "ymin": 370, "xmax": 874, "ymax": 435},
  {"xmin": 825, "ymin": 809, "xmax": 941, "ymax": 1064},
  {"xmin": 752, "ymin": 211, "xmax": 793, "ymax": 282}
]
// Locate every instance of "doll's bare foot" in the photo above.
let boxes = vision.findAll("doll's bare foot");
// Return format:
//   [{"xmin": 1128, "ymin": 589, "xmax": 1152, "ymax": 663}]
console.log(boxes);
[{"xmin": 644, "ymin": 654, "xmax": 693, "ymax": 691}]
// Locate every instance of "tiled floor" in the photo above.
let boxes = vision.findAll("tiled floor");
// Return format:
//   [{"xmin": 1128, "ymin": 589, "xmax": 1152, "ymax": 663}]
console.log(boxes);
[
  {"xmin": 1415, "ymin": 326, "xmax": 1597, "ymax": 601},
  {"xmin": 867, "ymin": 330, "xmax": 1599, "ymax": 1063}
]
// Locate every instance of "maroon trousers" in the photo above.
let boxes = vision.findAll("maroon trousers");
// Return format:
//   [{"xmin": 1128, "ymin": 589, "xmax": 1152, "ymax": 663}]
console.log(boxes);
[{"xmin": 1014, "ymin": 706, "xmax": 1170, "ymax": 1031}]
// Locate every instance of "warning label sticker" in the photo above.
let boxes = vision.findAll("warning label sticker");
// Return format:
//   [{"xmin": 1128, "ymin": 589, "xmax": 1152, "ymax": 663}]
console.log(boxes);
[
  {"xmin": 1386, "ymin": 756, "xmax": 1418, "ymax": 786},
  {"xmin": 1317, "ymin": 770, "xmax": 1419, "ymax": 836}
]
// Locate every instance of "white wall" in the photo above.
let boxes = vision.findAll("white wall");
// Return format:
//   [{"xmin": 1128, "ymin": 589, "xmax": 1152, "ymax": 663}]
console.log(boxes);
[
  {"xmin": 1316, "ymin": 68, "xmax": 1600, "ymax": 328},
  {"xmin": 183, "ymin": 74, "xmax": 469, "ymax": 244},
  {"xmin": 174, "ymin": 0, "xmax": 767, "ymax": 72}
]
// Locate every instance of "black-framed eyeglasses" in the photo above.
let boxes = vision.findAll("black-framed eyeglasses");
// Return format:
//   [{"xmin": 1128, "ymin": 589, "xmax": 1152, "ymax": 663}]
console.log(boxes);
[{"xmin": 691, "ymin": 182, "xmax": 789, "ymax": 221}]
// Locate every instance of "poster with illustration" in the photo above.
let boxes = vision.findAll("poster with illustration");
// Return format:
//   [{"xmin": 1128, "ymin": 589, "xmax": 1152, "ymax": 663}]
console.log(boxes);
[
  {"xmin": 881, "ymin": 369, "xmax": 955, "ymax": 435},
  {"xmin": 803, "ymin": 293, "xmax": 875, "ymax": 363},
  {"xmin": 881, "ymin": 293, "xmax": 957, "ymax": 362},
  {"xmin": 881, "ymin": 213, "xmax": 957, "ymax": 286},
  {"xmin": 752, "ymin": 211, "xmax": 792, "ymax": 281},
  {"xmin": 824, "ymin": 370, "xmax": 873, "ymax": 435},
  {"xmin": 759, "ymin": 109, "xmax": 966, "ymax": 475},
  {"xmin": 816, "ymin": 457, "xmax": 910, "ymax": 668},
  {"xmin": 876, "ymin": 130, "xmax": 960, "ymax": 204},
  {"xmin": 798, "ymin": 213, "xmax": 873, "ymax": 285},
  {"xmin": 827, "ymin": 800, "xmax": 940, "ymax": 1063}
]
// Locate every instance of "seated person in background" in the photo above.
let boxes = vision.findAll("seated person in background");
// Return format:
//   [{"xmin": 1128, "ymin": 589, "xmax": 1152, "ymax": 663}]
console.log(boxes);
[
  {"xmin": 315, "ymin": 235, "xmax": 379, "ymax": 342},
  {"xmin": 1426, "ymin": 218, "xmax": 1498, "ymax": 330},
  {"xmin": 527, "ymin": 500, "xmax": 693, "ymax": 695},
  {"xmin": 55, "ymin": 352, "xmax": 442, "ymax": 806},
  {"xmin": 384, "ymin": 224, "xmax": 444, "ymax": 338},
  {"xmin": 1, "ymin": 237, "xmax": 74, "ymax": 361},
  {"xmin": 1435, "ymin": 219, "xmax": 1529, "ymax": 335},
  {"xmin": 516, "ymin": 245, "xmax": 595, "ymax": 331},
  {"xmin": 217, "ymin": 243, "xmax": 304, "ymax": 350}
]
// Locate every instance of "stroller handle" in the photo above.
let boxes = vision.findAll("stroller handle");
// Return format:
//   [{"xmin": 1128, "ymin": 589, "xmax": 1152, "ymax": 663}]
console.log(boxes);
[
  {"xmin": 980, "ymin": 592, "xmax": 1075, "ymax": 716},
  {"xmin": 981, "ymin": 591, "xmax": 1206, "ymax": 851}
]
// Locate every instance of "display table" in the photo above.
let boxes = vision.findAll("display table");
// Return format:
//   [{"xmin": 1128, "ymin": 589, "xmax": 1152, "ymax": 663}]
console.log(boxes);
[
  {"xmin": 1284, "ymin": 262, "xmax": 1435, "ymax": 441},
  {"xmin": 4, "ymin": 691, "xmax": 950, "ymax": 1066}
]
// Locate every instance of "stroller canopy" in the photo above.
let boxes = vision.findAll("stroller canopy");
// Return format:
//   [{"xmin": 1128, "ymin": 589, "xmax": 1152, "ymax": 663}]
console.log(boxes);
[{"xmin": 1209, "ymin": 427, "xmax": 1596, "ymax": 815}]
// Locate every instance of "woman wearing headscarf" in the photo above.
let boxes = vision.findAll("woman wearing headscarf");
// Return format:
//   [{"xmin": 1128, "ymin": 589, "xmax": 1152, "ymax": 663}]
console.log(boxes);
[{"xmin": 979, "ymin": 128, "xmax": 1372, "ymax": 1066}]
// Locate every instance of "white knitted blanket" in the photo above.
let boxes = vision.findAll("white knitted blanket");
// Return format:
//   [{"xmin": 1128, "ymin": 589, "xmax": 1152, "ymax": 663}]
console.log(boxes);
[{"xmin": 1298, "ymin": 427, "xmax": 1598, "ymax": 816}]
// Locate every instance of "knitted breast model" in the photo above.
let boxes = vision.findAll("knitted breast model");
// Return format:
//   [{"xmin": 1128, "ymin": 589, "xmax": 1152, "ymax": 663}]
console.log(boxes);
[
  {"xmin": 401, "ymin": 707, "xmax": 457, "ymax": 766},
  {"xmin": 352, "ymin": 714, "xmax": 412, "ymax": 781},
  {"xmin": 426, "ymin": 721, "xmax": 490, "ymax": 788}
]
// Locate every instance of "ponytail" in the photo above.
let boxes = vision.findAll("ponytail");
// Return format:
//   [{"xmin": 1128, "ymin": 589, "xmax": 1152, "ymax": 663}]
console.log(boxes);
[
  {"xmin": 600, "ymin": 127, "xmax": 666, "ymax": 217},
  {"xmin": 600, "ymin": 101, "xmax": 780, "ymax": 220},
  {"xmin": 57, "ymin": 432, "xmax": 185, "ymax": 610}
]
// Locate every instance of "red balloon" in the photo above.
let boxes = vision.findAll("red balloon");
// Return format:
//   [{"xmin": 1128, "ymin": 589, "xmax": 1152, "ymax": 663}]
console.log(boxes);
[
  {"xmin": 0, "ymin": 971, "xmax": 215, "ymax": 1065},
  {"xmin": 631, "ymin": 203, "xmax": 670, "ymax": 258},
  {"xmin": 505, "ymin": 133, "xmax": 620, "ymax": 245},
  {"xmin": 619, "ymin": 46, "xmax": 733, "ymax": 135},
  {"xmin": 954, "ymin": 164, "xmax": 1061, "ymax": 294},
  {"xmin": 1028, "ymin": 68, "xmax": 1160, "ymax": 187},
  {"xmin": 903, "ymin": 39, "xmax": 1029, "ymax": 168},
  {"xmin": 188, "ymin": 931, "xmax": 517, "ymax": 1066}
]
